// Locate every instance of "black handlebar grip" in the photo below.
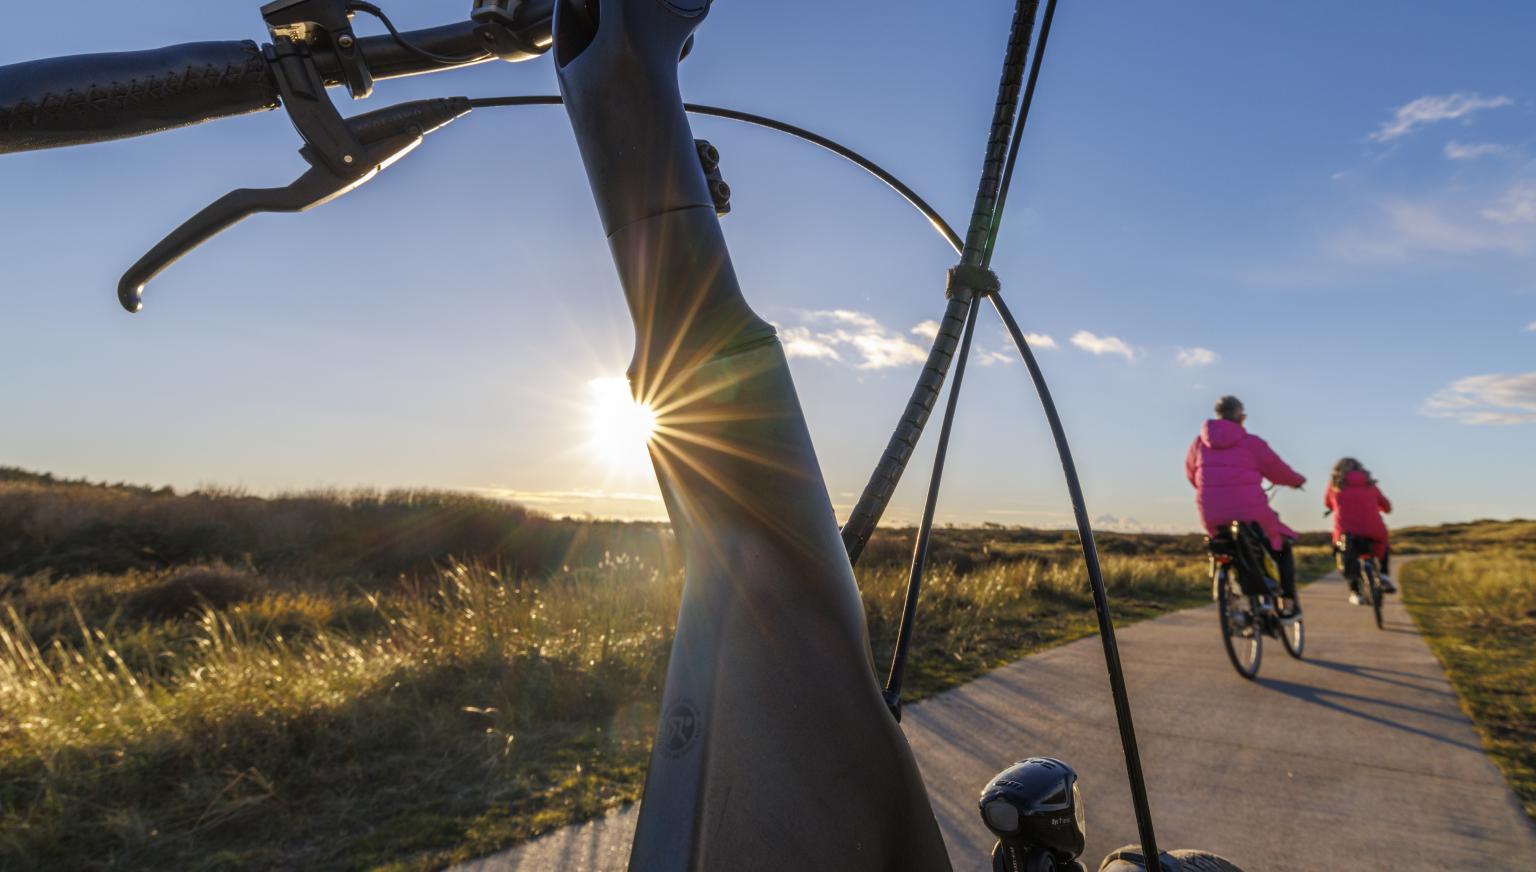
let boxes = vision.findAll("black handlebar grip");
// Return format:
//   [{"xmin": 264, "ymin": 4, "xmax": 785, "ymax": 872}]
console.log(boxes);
[{"xmin": 0, "ymin": 41, "xmax": 279, "ymax": 155}]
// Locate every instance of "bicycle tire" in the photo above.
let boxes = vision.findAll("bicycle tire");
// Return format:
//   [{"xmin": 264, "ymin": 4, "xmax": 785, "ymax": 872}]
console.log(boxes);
[
  {"xmin": 1364, "ymin": 559, "xmax": 1384, "ymax": 630},
  {"xmin": 1353, "ymin": 560, "xmax": 1372, "ymax": 607},
  {"xmin": 1279, "ymin": 597, "xmax": 1304, "ymax": 659},
  {"xmin": 1216, "ymin": 567, "xmax": 1261, "ymax": 679}
]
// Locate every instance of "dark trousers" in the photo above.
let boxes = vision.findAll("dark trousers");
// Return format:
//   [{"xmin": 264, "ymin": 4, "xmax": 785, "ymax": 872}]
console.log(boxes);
[
  {"xmin": 1381, "ymin": 547, "xmax": 1391, "ymax": 576},
  {"xmin": 1267, "ymin": 540, "xmax": 1297, "ymax": 599}
]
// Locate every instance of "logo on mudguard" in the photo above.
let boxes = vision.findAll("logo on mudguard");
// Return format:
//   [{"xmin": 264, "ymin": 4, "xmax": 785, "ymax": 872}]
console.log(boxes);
[{"xmin": 662, "ymin": 699, "xmax": 702, "ymax": 758}]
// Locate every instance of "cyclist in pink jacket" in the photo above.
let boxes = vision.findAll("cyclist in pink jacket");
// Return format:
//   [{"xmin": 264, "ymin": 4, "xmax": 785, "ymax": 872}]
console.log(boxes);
[
  {"xmin": 1186, "ymin": 396, "xmax": 1307, "ymax": 610},
  {"xmin": 1325, "ymin": 457, "xmax": 1395, "ymax": 602}
]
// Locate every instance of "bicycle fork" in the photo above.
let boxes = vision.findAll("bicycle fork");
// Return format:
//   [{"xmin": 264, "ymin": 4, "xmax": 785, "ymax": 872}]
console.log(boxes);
[{"xmin": 554, "ymin": 1, "xmax": 950, "ymax": 868}]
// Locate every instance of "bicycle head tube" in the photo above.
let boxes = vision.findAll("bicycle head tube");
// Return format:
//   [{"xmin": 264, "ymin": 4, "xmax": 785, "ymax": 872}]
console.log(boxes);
[{"xmin": 554, "ymin": 2, "xmax": 950, "ymax": 869}]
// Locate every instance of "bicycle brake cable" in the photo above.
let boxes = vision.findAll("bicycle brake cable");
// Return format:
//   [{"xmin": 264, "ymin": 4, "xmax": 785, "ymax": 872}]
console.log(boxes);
[
  {"xmin": 843, "ymin": 0, "xmax": 1166, "ymax": 861},
  {"xmin": 348, "ymin": 2, "xmax": 485, "ymax": 65}
]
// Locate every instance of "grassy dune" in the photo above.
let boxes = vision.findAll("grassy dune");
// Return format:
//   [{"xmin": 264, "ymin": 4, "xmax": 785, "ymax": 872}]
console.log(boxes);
[
  {"xmin": 1402, "ymin": 551, "xmax": 1536, "ymax": 821},
  {"xmin": 2, "ymin": 557, "xmax": 673, "ymax": 871},
  {"xmin": 1392, "ymin": 518, "xmax": 1536, "ymax": 555},
  {"xmin": 0, "ymin": 468, "xmax": 1433, "ymax": 869},
  {"xmin": 1, "ymin": 554, "xmax": 1230, "ymax": 870}
]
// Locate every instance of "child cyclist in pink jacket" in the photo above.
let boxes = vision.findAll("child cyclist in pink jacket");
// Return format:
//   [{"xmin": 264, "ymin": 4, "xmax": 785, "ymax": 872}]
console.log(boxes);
[
  {"xmin": 1186, "ymin": 396, "xmax": 1307, "ymax": 612},
  {"xmin": 1325, "ymin": 457, "xmax": 1394, "ymax": 603}
]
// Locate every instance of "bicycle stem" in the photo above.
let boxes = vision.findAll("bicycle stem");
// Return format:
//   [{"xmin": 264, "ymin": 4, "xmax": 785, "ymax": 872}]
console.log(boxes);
[{"xmin": 554, "ymin": 0, "xmax": 949, "ymax": 868}]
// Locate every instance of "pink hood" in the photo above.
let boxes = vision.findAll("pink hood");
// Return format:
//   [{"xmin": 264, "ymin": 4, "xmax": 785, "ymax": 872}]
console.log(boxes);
[
  {"xmin": 1184, "ymin": 419, "xmax": 1306, "ymax": 550},
  {"xmin": 1200, "ymin": 418, "xmax": 1247, "ymax": 450}
]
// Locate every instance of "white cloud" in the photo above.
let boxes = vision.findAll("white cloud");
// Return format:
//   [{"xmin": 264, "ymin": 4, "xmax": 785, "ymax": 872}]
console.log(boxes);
[
  {"xmin": 1526, "ymin": 321, "xmax": 1536, "ymax": 333},
  {"xmin": 777, "ymin": 310, "xmax": 929, "ymax": 369},
  {"xmin": 841, "ymin": 330, "xmax": 929, "ymax": 369},
  {"xmin": 1090, "ymin": 514, "xmax": 1189, "ymax": 534},
  {"xmin": 1422, "ymin": 372, "xmax": 1536, "ymax": 425},
  {"xmin": 1023, "ymin": 332, "xmax": 1057, "ymax": 349},
  {"xmin": 975, "ymin": 350, "xmax": 1015, "ymax": 367},
  {"xmin": 1070, "ymin": 330, "xmax": 1136, "ymax": 360},
  {"xmin": 1445, "ymin": 140, "xmax": 1508, "ymax": 160},
  {"xmin": 910, "ymin": 320, "xmax": 940, "ymax": 340},
  {"xmin": 1176, "ymin": 347, "xmax": 1218, "ymax": 367},
  {"xmin": 779, "ymin": 325, "xmax": 842, "ymax": 361},
  {"xmin": 1482, "ymin": 182, "xmax": 1536, "ymax": 225},
  {"xmin": 1368, "ymin": 92, "xmax": 1512, "ymax": 142},
  {"xmin": 807, "ymin": 309, "xmax": 882, "ymax": 332}
]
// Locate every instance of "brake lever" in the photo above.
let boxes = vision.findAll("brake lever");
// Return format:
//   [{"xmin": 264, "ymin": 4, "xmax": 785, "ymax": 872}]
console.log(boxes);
[{"xmin": 118, "ymin": 96, "xmax": 471, "ymax": 313}]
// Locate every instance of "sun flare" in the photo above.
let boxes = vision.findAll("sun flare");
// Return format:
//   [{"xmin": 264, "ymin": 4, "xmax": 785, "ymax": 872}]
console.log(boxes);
[{"xmin": 587, "ymin": 376, "xmax": 658, "ymax": 475}]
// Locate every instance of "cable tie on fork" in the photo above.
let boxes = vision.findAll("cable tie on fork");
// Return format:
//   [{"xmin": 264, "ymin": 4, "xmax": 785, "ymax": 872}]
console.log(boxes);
[{"xmin": 945, "ymin": 264, "xmax": 1001, "ymax": 300}]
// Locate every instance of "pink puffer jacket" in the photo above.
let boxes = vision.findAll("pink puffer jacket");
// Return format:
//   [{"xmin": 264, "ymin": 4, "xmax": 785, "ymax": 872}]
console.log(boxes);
[
  {"xmin": 1184, "ymin": 418, "xmax": 1305, "ymax": 550},
  {"xmin": 1325, "ymin": 469, "xmax": 1391, "ymax": 550}
]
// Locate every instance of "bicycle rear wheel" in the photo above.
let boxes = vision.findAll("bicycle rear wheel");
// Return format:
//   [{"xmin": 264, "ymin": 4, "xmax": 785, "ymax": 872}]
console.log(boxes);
[
  {"xmin": 1279, "ymin": 596, "xmax": 1304, "ymax": 659},
  {"xmin": 1217, "ymin": 568, "xmax": 1261, "ymax": 679},
  {"xmin": 1363, "ymin": 560, "xmax": 1384, "ymax": 630}
]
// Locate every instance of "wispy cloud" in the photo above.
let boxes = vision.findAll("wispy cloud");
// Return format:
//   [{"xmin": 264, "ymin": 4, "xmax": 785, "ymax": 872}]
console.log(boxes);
[
  {"xmin": 1333, "ymin": 195, "xmax": 1536, "ymax": 260},
  {"xmin": 1422, "ymin": 372, "xmax": 1536, "ymax": 425},
  {"xmin": 1482, "ymin": 182, "xmax": 1536, "ymax": 225},
  {"xmin": 1368, "ymin": 92, "xmax": 1512, "ymax": 142},
  {"xmin": 1070, "ymin": 330, "xmax": 1136, "ymax": 360},
  {"xmin": 1176, "ymin": 347, "xmax": 1218, "ymax": 367},
  {"xmin": 1525, "ymin": 321, "xmax": 1536, "ymax": 333},
  {"xmin": 1092, "ymin": 513, "xmax": 1191, "ymax": 534},
  {"xmin": 778, "ymin": 310, "xmax": 928, "ymax": 369},
  {"xmin": 810, "ymin": 309, "xmax": 882, "ymax": 332},
  {"xmin": 1022, "ymin": 332, "xmax": 1056, "ymax": 349},
  {"xmin": 975, "ymin": 350, "xmax": 1015, "ymax": 367},
  {"xmin": 1444, "ymin": 140, "xmax": 1508, "ymax": 160}
]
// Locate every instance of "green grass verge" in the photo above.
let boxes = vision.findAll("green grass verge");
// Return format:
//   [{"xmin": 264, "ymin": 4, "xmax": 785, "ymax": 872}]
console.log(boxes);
[{"xmin": 1401, "ymin": 552, "xmax": 1536, "ymax": 821}]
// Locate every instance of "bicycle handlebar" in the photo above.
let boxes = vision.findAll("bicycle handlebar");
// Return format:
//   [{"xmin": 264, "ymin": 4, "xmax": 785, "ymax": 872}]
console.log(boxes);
[
  {"xmin": 0, "ymin": 41, "xmax": 279, "ymax": 154},
  {"xmin": 0, "ymin": 2, "xmax": 555, "ymax": 155}
]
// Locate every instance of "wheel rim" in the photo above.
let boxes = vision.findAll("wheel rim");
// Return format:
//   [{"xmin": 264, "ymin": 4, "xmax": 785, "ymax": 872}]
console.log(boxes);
[{"xmin": 1218, "ymin": 571, "xmax": 1262, "ymax": 678}]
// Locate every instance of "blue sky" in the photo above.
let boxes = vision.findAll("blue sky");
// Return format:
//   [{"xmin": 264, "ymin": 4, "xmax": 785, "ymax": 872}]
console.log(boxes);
[{"xmin": 2, "ymin": 1, "xmax": 1533, "ymax": 531}]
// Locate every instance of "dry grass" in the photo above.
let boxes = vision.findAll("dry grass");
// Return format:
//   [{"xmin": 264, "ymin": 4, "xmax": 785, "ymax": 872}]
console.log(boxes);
[
  {"xmin": 862, "ymin": 553, "xmax": 1214, "ymax": 697},
  {"xmin": 0, "ymin": 546, "xmax": 1241, "ymax": 871},
  {"xmin": 0, "ymin": 468, "xmax": 1398, "ymax": 869},
  {"xmin": 1401, "ymin": 551, "xmax": 1536, "ymax": 821},
  {"xmin": 1, "ymin": 555, "xmax": 677, "ymax": 871},
  {"xmin": 1392, "ymin": 519, "xmax": 1536, "ymax": 555}
]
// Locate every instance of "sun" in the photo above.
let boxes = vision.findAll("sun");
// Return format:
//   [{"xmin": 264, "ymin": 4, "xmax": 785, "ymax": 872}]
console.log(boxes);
[{"xmin": 586, "ymin": 376, "xmax": 658, "ymax": 475}]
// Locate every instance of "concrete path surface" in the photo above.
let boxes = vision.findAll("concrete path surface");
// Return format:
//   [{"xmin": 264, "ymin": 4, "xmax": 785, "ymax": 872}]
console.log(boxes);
[{"xmin": 455, "ymin": 572, "xmax": 1536, "ymax": 871}]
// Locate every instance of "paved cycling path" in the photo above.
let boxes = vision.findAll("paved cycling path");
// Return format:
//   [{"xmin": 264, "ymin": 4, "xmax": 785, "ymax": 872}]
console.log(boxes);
[{"xmin": 454, "ymin": 570, "xmax": 1536, "ymax": 871}]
